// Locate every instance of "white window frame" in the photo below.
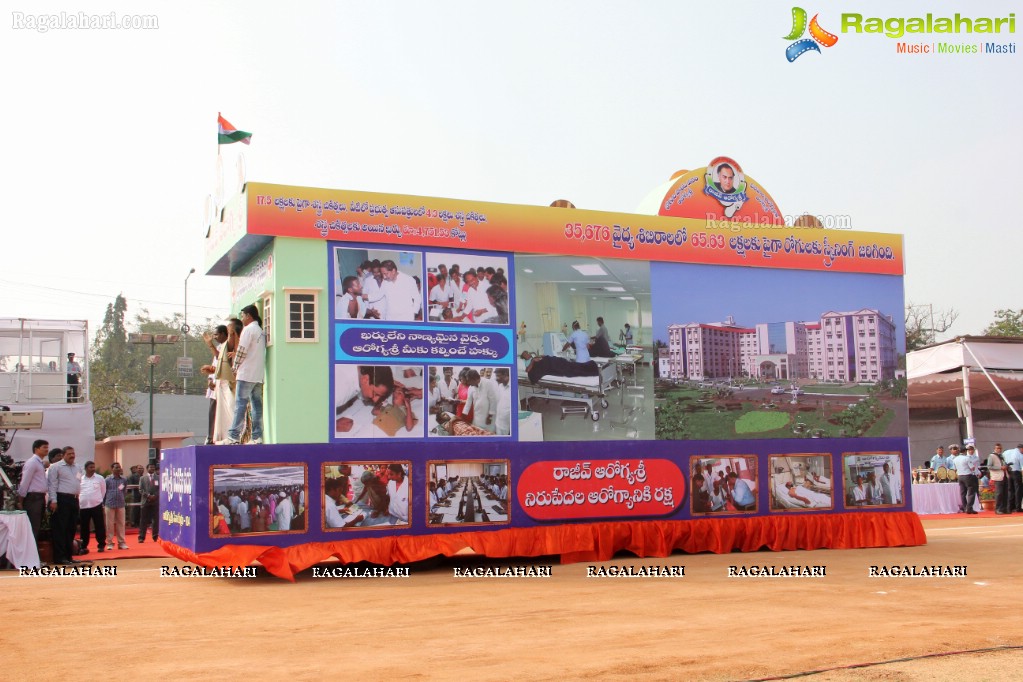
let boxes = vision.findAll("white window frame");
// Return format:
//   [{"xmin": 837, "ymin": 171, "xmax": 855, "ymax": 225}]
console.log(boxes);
[
  {"xmin": 284, "ymin": 287, "xmax": 321, "ymax": 343},
  {"xmin": 259, "ymin": 291, "xmax": 273, "ymax": 348}
]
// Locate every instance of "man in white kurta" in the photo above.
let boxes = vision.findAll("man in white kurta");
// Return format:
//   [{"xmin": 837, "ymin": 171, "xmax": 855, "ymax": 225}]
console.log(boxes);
[
  {"xmin": 494, "ymin": 368, "xmax": 512, "ymax": 436},
  {"xmin": 381, "ymin": 260, "xmax": 422, "ymax": 321},
  {"xmin": 275, "ymin": 492, "xmax": 295, "ymax": 531},
  {"xmin": 463, "ymin": 370, "xmax": 496, "ymax": 432},
  {"xmin": 363, "ymin": 267, "xmax": 388, "ymax": 320},
  {"xmin": 386, "ymin": 464, "xmax": 409, "ymax": 523}
]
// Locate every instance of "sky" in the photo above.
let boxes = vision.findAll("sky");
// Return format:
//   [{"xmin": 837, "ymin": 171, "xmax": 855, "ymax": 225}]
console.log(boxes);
[{"xmin": 3, "ymin": 0, "xmax": 1020, "ymax": 345}]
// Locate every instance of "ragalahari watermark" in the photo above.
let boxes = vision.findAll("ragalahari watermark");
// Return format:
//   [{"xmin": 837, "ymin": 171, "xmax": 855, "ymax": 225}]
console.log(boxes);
[{"xmin": 12, "ymin": 11, "xmax": 159, "ymax": 32}]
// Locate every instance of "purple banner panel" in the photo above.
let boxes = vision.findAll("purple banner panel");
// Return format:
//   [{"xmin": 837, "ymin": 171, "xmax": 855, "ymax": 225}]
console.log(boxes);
[{"xmin": 158, "ymin": 447, "xmax": 200, "ymax": 549}]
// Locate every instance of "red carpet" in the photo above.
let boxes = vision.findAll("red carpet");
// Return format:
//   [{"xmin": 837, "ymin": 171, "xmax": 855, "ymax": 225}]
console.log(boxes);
[
  {"xmin": 924, "ymin": 509, "xmax": 1018, "ymax": 520},
  {"xmin": 77, "ymin": 534, "xmax": 170, "ymax": 561}
]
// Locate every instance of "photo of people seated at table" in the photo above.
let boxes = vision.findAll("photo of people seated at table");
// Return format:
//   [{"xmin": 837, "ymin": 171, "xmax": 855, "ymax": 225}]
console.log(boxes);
[
  {"xmin": 689, "ymin": 456, "xmax": 758, "ymax": 514},
  {"xmin": 424, "ymin": 253, "xmax": 509, "ymax": 324},
  {"xmin": 428, "ymin": 365, "xmax": 512, "ymax": 437},
  {"xmin": 334, "ymin": 364, "xmax": 424, "ymax": 438},
  {"xmin": 322, "ymin": 462, "xmax": 410, "ymax": 530},
  {"xmin": 768, "ymin": 454, "xmax": 833, "ymax": 511},
  {"xmin": 211, "ymin": 464, "xmax": 307, "ymax": 536},
  {"xmin": 843, "ymin": 452, "xmax": 903, "ymax": 508},
  {"xmin": 333, "ymin": 247, "xmax": 423, "ymax": 322},
  {"xmin": 427, "ymin": 460, "xmax": 510, "ymax": 526}
]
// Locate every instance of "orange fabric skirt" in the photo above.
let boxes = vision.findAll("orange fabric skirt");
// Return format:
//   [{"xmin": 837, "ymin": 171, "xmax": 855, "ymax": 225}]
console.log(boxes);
[{"xmin": 160, "ymin": 512, "xmax": 926, "ymax": 581}]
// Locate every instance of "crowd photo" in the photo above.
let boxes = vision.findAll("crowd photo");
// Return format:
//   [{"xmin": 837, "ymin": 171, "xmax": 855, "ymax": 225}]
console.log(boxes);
[
  {"xmin": 211, "ymin": 464, "xmax": 307, "ymax": 535},
  {"xmin": 322, "ymin": 462, "xmax": 410, "ymax": 529}
]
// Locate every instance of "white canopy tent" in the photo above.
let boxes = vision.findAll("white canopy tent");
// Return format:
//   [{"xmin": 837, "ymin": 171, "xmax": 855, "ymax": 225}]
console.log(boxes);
[{"xmin": 908, "ymin": 336, "xmax": 1023, "ymax": 444}]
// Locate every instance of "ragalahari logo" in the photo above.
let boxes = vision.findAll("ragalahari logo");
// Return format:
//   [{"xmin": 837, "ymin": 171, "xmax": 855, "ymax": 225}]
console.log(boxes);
[{"xmin": 784, "ymin": 7, "xmax": 839, "ymax": 62}]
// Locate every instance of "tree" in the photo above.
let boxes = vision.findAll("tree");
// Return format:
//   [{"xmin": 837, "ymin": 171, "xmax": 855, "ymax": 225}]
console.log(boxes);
[
  {"xmin": 90, "ymin": 294, "xmax": 141, "ymax": 439},
  {"xmin": 89, "ymin": 295, "xmax": 218, "ymax": 438},
  {"xmin": 905, "ymin": 303, "xmax": 958, "ymax": 351},
  {"xmin": 983, "ymin": 309, "xmax": 1023, "ymax": 337},
  {"xmin": 90, "ymin": 363, "xmax": 142, "ymax": 440}
]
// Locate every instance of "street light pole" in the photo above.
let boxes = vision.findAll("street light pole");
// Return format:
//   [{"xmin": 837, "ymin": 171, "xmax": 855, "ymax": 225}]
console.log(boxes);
[
  {"xmin": 184, "ymin": 268, "xmax": 195, "ymax": 394},
  {"xmin": 129, "ymin": 333, "xmax": 180, "ymax": 464}
]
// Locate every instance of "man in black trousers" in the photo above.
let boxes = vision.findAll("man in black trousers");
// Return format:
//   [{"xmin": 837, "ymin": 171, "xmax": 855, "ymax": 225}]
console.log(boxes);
[
  {"xmin": 138, "ymin": 462, "xmax": 160, "ymax": 543},
  {"xmin": 46, "ymin": 447, "xmax": 81, "ymax": 565}
]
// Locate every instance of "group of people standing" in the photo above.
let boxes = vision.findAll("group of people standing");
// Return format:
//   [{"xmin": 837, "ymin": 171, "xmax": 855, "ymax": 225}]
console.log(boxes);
[
  {"xmin": 929, "ymin": 442, "xmax": 1023, "ymax": 514},
  {"xmin": 203, "ymin": 304, "xmax": 267, "ymax": 446},
  {"xmin": 14, "ymin": 440, "xmax": 159, "ymax": 565}
]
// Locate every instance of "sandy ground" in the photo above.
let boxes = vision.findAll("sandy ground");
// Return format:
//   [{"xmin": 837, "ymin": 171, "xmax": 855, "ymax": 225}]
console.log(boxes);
[{"xmin": 5, "ymin": 515, "xmax": 1023, "ymax": 681}]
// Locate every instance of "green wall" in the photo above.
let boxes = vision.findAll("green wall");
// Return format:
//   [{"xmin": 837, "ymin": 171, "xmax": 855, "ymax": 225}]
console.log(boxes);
[{"xmin": 231, "ymin": 238, "xmax": 329, "ymax": 444}]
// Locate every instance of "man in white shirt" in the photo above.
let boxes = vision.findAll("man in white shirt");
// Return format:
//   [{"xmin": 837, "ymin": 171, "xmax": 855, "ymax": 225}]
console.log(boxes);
[
  {"xmin": 324, "ymin": 477, "xmax": 355, "ymax": 528},
  {"xmin": 429, "ymin": 273, "xmax": 454, "ymax": 312},
  {"xmin": 362, "ymin": 262, "xmax": 388, "ymax": 319},
  {"xmin": 953, "ymin": 445, "xmax": 979, "ymax": 514},
  {"xmin": 1003, "ymin": 443, "xmax": 1023, "ymax": 513},
  {"xmin": 494, "ymin": 368, "xmax": 512, "ymax": 436},
  {"xmin": 236, "ymin": 496, "xmax": 251, "ymax": 531},
  {"xmin": 448, "ymin": 268, "xmax": 464, "ymax": 312},
  {"xmin": 275, "ymin": 491, "xmax": 295, "ymax": 531},
  {"xmin": 439, "ymin": 367, "xmax": 458, "ymax": 401},
  {"xmin": 78, "ymin": 460, "xmax": 107, "ymax": 553},
  {"xmin": 460, "ymin": 271, "xmax": 493, "ymax": 322},
  {"xmin": 337, "ymin": 276, "xmax": 371, "ymax": 319},
  {"xmin": 385, "ymin": 463, "xmax": 409, "ymax": 523},
  {"xmin": 879, "ymin": 461, "xmax": 901, "ymax": 505},
  {"xmin": 380, "ymin": 259, "xmax": 422, "ymax": 321},
  {"xmin": 427, "ymin": 374, "xmax": 442, "ymax": 415},
  {"xmin": 463, "ymin": 369, "xmax": 496, "ymax": 433},
  {"xmin": 224, "ymin": 304, "xmax": 267, "ymax": 445}
]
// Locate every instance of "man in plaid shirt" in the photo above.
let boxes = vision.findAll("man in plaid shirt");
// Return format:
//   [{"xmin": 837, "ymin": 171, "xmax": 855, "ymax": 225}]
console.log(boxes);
[{"xmin": 104, "ymin": 462, "xmax": 129, "ymax": 550}]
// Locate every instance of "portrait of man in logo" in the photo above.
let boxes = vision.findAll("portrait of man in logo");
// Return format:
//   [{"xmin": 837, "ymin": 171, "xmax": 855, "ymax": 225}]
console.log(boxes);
[{"xmin": 704, "ymin": 157, "xmax": 748, "ymax": 218}]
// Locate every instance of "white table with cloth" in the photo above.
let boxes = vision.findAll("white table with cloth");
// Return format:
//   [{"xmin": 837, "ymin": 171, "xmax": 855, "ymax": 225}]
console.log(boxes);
[
  {"xmin": 911, "ymin": 484, "xmax": 980, "ymax": 514},
  {"xmin": 0, "ymin": 510, "xmax": 41, "ymax": 569}
]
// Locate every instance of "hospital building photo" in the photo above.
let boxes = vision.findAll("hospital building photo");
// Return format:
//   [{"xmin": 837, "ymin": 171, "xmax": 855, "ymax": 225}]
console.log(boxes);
[{"xmin": 664, "ymin": 309, "xmax": 898, "ymax": 383}]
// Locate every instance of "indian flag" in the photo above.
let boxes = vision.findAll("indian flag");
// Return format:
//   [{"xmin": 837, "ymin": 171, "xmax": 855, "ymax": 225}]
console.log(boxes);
[{"xmin": 218, "ymin": 113, "xmax": 252, "ymax": 145}]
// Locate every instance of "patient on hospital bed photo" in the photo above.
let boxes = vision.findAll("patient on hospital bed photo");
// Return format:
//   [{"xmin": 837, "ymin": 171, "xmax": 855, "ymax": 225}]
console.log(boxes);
[
  {"xmin": 428, "ymin": 365, "xmax": 512, "ymax": 437},
  {"xmin": 769, "ymin": 454, "xmax": 834, "ymax": 511},
  {"xmin": 514, "ymin": 253, "xmax": 654, "ymax": 438}
]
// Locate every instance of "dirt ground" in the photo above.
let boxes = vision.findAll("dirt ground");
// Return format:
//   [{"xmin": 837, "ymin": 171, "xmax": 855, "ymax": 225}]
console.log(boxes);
[{"xmin": 5, "ymin": 515, "xmax": 1022, "ymax": 681}]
